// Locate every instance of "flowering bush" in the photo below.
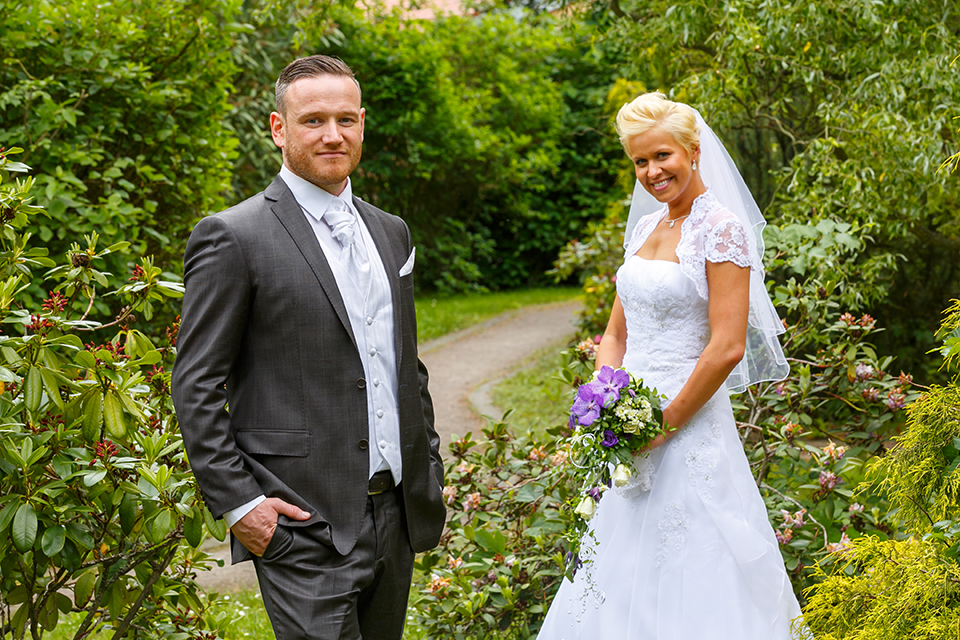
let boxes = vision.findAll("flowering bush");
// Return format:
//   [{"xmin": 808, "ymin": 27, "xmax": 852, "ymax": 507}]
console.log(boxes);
[
  {"xmin": 411, "ymin": 419, "xmax": 574, "ymax": 640},
  {"xmin": 0, "ymin": 151, "xmax": 230, "ymax": 639},
  {"xmin": 550, "ymin": 216, "xmax": 627, "ymax": 337},
  {"xmin": 802, "ymin": 301, "xmax": 960, "ymax": 638},
  {"xmin": 747, "ymin": 304, "xmax": 919, "ymax": 597}
]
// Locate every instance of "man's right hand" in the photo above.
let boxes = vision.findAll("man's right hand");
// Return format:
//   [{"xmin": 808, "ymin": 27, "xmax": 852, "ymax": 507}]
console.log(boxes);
[{"xmin": 230, "ymin": 498, "xmax": 310, "ymax": 556}]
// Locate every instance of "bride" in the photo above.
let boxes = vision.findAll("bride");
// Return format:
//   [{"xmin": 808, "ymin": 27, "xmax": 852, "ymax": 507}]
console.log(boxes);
[{"xmin": 537, "ymin": 93, "xmax": 805, "ymax": 639}]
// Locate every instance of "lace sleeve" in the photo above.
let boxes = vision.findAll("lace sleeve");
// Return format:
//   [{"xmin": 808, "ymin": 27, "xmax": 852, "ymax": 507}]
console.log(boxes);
[{"xmin": 704, "ymin": 215, "xmax": 755, "ymax": 270}]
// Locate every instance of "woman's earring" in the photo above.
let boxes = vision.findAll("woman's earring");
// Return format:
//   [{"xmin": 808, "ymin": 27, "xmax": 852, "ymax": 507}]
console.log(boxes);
[{"xmin": 692, "ymin": 160, "xmax": 698, "ymax": 171}]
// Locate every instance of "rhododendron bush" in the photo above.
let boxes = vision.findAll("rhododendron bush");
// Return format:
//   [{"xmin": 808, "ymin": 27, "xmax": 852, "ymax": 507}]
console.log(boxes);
[{"xmin": 0, "ymin": 152, "xmax": 231, "ymax": 639}]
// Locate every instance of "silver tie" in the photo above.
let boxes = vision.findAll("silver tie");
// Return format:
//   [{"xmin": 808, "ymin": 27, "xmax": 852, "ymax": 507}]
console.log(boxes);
[{"xmin": 324, "ymin": 199, "xmax": 370, "ymax": 294}]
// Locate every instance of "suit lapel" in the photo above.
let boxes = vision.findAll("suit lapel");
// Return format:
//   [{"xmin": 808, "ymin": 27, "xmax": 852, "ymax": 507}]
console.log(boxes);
[
  {"xmin": 354, "ymin": 197, "xmax": 404, "ymax": 371},
  {"xmin": 265, "ymin": 177, "xmax": 357, "ymax": 349}
]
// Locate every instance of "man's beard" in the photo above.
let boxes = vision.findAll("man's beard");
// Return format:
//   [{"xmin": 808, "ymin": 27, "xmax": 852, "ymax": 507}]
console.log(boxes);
[{"xmin": 284, "ymin": 144, "xmax": 361, "ymax": 193}]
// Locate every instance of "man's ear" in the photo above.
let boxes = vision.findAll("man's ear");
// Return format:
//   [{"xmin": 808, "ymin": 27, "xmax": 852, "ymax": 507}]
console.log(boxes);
[{"xmin": 270, "ymin": 112, "xmax": 285, "ymax": 149}]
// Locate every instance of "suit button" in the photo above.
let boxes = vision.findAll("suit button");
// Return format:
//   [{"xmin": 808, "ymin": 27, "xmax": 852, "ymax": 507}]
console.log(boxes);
[
  {"xmin": 358, "ymin": 439, "xmax": 369, "ymax": 450},
  {"xmin": 357, "ymin": 378, "xmax": 366, "ymax": 389}
]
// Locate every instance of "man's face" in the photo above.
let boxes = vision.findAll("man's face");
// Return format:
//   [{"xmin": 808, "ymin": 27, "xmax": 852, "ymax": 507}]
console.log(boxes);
[{"xmin": 270, "ymin": 74, "xmax": 364, "ymax": 195}]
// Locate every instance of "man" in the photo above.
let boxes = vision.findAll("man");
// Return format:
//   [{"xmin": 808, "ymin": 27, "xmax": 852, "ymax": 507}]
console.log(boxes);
[{"xmin": 172, "ymin": 55, "xmax": 446, "ymax": 640}]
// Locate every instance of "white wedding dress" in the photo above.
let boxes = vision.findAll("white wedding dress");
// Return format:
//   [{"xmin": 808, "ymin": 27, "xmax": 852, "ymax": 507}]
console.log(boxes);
[{"xmin": 538, "ymin": 191, "xmax": 804, "ymax": 640}]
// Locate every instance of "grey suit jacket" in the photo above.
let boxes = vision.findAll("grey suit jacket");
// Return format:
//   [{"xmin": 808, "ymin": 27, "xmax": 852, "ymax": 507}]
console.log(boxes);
[{"xmin": 171, "ymin": 176, "xmax": 446, "ymax": 559}]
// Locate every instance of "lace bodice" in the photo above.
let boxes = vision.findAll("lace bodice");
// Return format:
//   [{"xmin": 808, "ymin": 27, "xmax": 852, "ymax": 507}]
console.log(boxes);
[
  {"xmin": 623, "ymin": 189, "xmax": 759, "ymax": 302},
  {"xmin": 617, "ymin": 257, "xmax": 709, "ymax": 399}
]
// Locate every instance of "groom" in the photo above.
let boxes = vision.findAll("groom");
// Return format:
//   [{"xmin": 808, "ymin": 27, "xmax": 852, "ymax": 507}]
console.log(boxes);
[{"xmin": 172, "ymin": 55, "xmax": 446, "ymax": 639}]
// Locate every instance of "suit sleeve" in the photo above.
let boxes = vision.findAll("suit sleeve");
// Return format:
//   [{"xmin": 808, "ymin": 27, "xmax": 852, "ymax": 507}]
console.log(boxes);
[
  {"xmin": 172, "ymin": 215, "xmax": 263, "ymax": 518},
  {"xmin": 402, "ymin": 221, "xmax": 445, "ymax": 489},
  {"xmin": 418, "ymin": 357, "xmax": 444, "ymax": 489}
]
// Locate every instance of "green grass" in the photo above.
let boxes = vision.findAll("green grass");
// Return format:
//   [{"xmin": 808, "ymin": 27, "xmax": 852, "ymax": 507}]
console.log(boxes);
[
  {"xmin": 415, "ymin": 286, "xmax": 580, "ymax": 343},
  {"xmin": 215, "ymin": 591, "xmax": 275, "ymax": 639},
  {"xmin": 490, "ymin": 346, "xmax": 573, "ymax": 439},
  {"xmin": 41, "ymin": 591, "xmax": 277, "ymax": 640},
  {"xmin": 40, "ymin": 589, "xmax": 436, "ymax": 640}
]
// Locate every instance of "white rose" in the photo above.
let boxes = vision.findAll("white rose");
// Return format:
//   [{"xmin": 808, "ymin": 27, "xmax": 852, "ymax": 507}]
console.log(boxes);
[
  {"xmin": 621, "ymin": 417, "xmax": 640, "ymax": 434},
  {"xmin": 574, "ymin": 496, "xmax": 596, "ymax": 520},
  {"xmin": 612, "ymin": 463, "xmax": 633, "ymax": 487}
]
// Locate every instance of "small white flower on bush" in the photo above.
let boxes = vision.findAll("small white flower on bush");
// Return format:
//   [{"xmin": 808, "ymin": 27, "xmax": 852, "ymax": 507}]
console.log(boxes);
[
  {"xmin": 463, "ymin": 492, "xmax": 482, "ymax": 511},
  {"xmin": 442, "ymin": 485, "xmax": 458, "ymax": 505},
  {"xmin": 826, "ymin": 532, "xmax": 853, "ymax": 555}
]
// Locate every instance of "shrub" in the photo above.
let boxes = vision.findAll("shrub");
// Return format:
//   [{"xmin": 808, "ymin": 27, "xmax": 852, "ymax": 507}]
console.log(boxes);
[
  {"xmin": 0, "ymin": 151, "xmax": 229, "ymax": 639},
  {"xmin": 802, "ymin": 300, "xmax": 960, "ymax": 639},
  {"xmin": 0, "ymin": 0, "xmax": 240, "ymax": 310},
  {"xmin": 225, "ymin": 0, "xmax": 626, "ymax": 292},
  {"xmin": 411, "ymin": 419, "xmax": 574, "ymax": 640}
]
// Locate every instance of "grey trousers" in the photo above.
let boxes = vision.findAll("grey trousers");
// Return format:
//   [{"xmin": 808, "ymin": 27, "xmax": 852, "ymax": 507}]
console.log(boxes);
[{"xmin": 252, "ymin": 488, "xmax": 415, "ymax": 640}]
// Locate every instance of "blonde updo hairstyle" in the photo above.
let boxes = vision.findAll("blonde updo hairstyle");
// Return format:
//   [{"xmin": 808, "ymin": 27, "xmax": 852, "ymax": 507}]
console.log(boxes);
[{"xmin": 615, "ymin": 92, "xmax": 700, "ymax": 154}]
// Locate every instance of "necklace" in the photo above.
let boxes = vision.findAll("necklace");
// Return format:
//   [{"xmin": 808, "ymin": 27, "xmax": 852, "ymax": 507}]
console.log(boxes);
[{"xmin": 663, "ymin": 213, "xmax": 690, "ymax": 228}]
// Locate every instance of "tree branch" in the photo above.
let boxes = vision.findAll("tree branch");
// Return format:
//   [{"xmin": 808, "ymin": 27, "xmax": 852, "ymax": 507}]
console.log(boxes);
[
  {"xmin": 110, "ymin": 542, "xmax": 178, "ymax": 640},
  {"xmin": 607, "ymin": 0, "xmax": 647, "ymax": 22}
]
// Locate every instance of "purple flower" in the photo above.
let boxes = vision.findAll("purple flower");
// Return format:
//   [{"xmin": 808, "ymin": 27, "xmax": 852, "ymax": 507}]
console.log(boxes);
[
  {"xmin": 565, "ymin": 551, "xmax": 583, "ymax": 576},
  {"xmin": 600, "ymin": 430, "xmax": 619, "ymax": 448},
  {"xmin": 593, "ymin": 365, "xmax": 630, "ymax": 408},
  {"xmin": 587, "ymin": 486, "xmax": 603, "ymax": 502},
  {"xmin": 819, "ymin": 470, "xmax": 838, "ymax": 492},
  {"xmin": 570, "ymin": 385, "xmax": 603, "ymax": 426},
  {"xmin": 885, "ymin": 390, "xmax": 906, "ymax": 411}
]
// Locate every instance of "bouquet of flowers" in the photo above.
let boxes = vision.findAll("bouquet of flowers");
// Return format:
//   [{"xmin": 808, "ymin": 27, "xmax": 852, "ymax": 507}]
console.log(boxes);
[{"xmin": 560, "ymin": 365, "xmax": 666, "ymax": 581}]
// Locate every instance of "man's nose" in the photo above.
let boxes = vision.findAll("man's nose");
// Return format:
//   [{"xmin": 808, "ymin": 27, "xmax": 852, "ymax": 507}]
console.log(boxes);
[{"xmin": 319, "ymin": 121, "xmax": 343, "ymax": 144}]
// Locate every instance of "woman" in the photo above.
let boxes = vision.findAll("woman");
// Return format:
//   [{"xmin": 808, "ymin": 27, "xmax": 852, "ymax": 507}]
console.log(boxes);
[{"xmin": 537, "ymin": 93, "xmax": 805, "ymax": 639}]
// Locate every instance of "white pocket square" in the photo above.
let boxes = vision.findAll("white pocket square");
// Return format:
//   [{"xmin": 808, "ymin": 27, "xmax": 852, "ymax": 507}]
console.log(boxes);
[{"xmin": 398, "ymin": 247, "xmax": 416, "ymax": 277}]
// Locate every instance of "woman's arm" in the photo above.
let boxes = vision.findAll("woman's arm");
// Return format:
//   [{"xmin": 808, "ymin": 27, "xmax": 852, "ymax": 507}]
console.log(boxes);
[
  {"xmin": 596, "ymin": 294, "xmax": 628, "ymax": 370},
  {"xmin": 646, "ymin": 260, "xmax": 750, "ymax": 448}
]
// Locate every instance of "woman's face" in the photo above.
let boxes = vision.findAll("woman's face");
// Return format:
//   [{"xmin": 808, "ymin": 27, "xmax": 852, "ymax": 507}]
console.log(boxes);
[{"xmin": 627, "ymin": 127, "xmax": 700, "ymax": 206}]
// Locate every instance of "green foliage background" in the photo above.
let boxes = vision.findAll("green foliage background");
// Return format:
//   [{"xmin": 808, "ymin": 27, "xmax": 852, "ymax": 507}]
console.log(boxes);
[
  {"xmin": 1, "ymin": 0, "xmax": 624, "ymax": 303},
  {"xmin": 564, "ymin": 0, "xmax": 960, "ymax": 378},
  {"xmin": 224, "ymin": 0, "xmax": 626, "ymax": 292},
  {"xmin": 0, "ymin": 0, "xmax": 241, "ymax": 312}
]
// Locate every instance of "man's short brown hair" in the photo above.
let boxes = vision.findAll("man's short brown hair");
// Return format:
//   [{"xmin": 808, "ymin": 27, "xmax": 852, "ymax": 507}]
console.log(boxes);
[{"xmin": 275, "ymin": 55, "xmax": 360, "ymax": 115}]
